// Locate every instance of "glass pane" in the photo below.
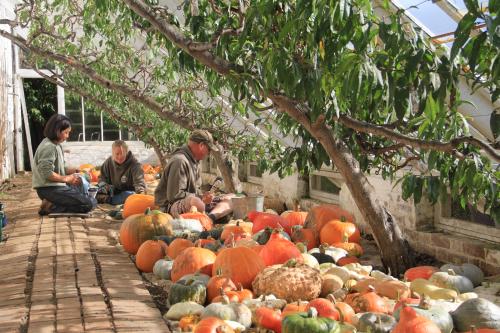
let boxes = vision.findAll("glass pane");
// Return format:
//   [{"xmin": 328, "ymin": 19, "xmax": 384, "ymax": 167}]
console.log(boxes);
[
  {"xmin": 102, "ymin": 113, "xmax": 120, "ymax": 141},
  {"xmin": 85, "ymin": 110, "xmax": 101, "ymax": 141},
  {"xmin": 249, "ymin": 163, "xmax": 262, "ymax": 177},
  {"xmin": 395, "ymin": 0, "xmax": 458, "ymax": 36},
  {"xmin": 65, "ymin": 93, "xmax": 83, "ymax": 142},
  {"xmin": 312, "ymin": 175, "xmax": 341, "ymax": 195}
]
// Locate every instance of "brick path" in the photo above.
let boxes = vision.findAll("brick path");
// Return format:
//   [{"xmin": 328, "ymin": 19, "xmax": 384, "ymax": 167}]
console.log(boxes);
[{"xmin": 0, "ymin": 175, "xmax": 169, "ymax": 333}]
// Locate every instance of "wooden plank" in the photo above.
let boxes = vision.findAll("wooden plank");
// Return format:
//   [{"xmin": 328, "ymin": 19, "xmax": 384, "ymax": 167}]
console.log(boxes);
[{"xmin": 48, "ymin": 213, "xmax": 90, "ymax": 218}]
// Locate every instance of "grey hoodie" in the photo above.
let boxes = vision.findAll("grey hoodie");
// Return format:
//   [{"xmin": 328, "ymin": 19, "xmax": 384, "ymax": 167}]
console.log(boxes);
[
  {"xmin": 154, "ymin": 145, "xmax": 201, "ymax": 208},
  {"xmin": 99, "ymin": 151, "xmax": 146, "ymax": 193}
]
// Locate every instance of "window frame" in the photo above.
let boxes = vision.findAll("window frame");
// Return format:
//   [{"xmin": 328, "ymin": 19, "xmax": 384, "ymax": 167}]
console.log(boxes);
[
  {"xmin": 309, "ymin": 169, "xmax": 344, "ymax": 203},
  {"xmin": 247, "ymin": 161, "xmax": 263, "ymax": 184}
]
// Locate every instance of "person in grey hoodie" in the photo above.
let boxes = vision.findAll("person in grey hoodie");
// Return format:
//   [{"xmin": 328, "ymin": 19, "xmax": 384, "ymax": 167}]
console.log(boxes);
[
  {"xmin": 98, "ymin": 140, "xmax": 146, "ymax": 205},
  {"xmin": 154, "ymin": 130, "xmax": 233, "ymax": 221},
  {"xmin": 33, "ymin": 114, "xmax": 96, "ymax": 215}
]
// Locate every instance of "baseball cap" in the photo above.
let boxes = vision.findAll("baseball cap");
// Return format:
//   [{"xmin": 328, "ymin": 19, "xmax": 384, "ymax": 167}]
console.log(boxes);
[{"xmin": 189, "ymin": 130, "xmax": 219, "ymax": 152}]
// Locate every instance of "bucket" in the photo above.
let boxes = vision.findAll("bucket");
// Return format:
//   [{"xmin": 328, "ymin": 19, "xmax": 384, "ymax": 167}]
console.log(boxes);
[{"xmin": 231, "ymin": 195, "xmax": 264, "ymax": 219}]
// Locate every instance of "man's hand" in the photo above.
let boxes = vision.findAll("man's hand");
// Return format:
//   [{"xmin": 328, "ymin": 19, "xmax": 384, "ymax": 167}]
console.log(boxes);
[
  {"xmin": 65, "ymin": 174, "xmax": 82, "ymax": 186},
  {"xmin": 202, "ymin": 192, "xmax": 214, "ymax": 205}
]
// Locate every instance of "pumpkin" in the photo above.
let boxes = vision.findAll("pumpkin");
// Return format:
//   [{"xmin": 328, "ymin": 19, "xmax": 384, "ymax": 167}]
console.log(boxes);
[
  {"xmin": 226, "ymin": 219, "xmax": 253, "ymax": 234},
  {"xmin": 280, "ymin": 201, "xmax": 308, "ymax": 235},
  {"xmin": 79, "ymin": 163, "xmax": 95, "ymax": 171},
  {"xmin": 305, "ymin": 204, "xmax": 356, "ymax": 238},
  {"xmin": 253, "ymin": 226, "xmax": 290, "ymax": 245},
  {"xmin": 119, "ymin": 208, "xmax": 173, "ymax": 254},
  {"xmin": 171, "ymin": 217, "xmax": 204, "ymax": 233},
  {"xmin": 212, "ymin": 289, "xmax": 240, "ymax": 304},
  {"xmin": 206, "ymin": 269, "xmax": 237, "ymax": 303},
  {"xmin": 221, "ymin": 221, "xmax": 250, "ymax": 241},
  {"xmin": 440, "ymin": 263, "xmax": 484, "ymax": 287},
  {"xmin": 306, "ymin": 298, "xmax": 340, "ymax": 321},
  {"xmin": 320, "ymin": 219, "xmax": 360, "ymax": 245},
  {"xmin": 212, "ymin": 246, "xmax": 265, "ymax": 289},
  {"xmin": 171, "ymin": 247, "xmax": 217, "ymax": 282},
  {"xmin": 331, "ymin": 234, "xmax": 363, "ymax": 257},
  {"xmin": 321, "ymin": 274, "xmax": 344, "ymax": 297},
  {"xmin": 122, "ymin": 194, "xmax": 157, "ymax": 218},
  {"xmin": 260, "ymin": 231, "xmax": 303, "ymax": 266},
  {"xmin": 336, "ymin": 256, "xmax": 359, "ymax": 266},
  {"xmin": 255, "ymin": 307, "xmax": 282, "ymax": 333},
  {"xmin": 393, "ymin": 297, "xmax": 454, "ymax": 333},
  {"xmin": 252, "ymin": 214, "xmax": 285, "ymax": 234},
  {"xmin": 282, "ymin": 301, "xmax": 309, "ymax": 318},
  {"xmin": 181, "ymin": 206, "xmax": 213, "ymax": 231},
  {"xmin": 345, "ymin": 286, "xmax": 389, "ymax": 314},
  {"xmin": 351, "ymin": 278, "xmax": 411, "ymax": 300},
  {"xmin": 193, "ymin": 317, "xmax": 234, "ymax": 333},
  {"xmin": 404, "ymin": 266, "xmax": 439, "ymax": 281},
  {"xmin": 410, "ymin": 278, "xmax": 458, "ymax": 300},
  {"xmin": 179, "ymin": 314, "xmax": 200, "ymax": 331},
  {"xmin": 135, "ymin": 240, "xmax": 168, "ymax": 272},
  {"xmin": 392, "ymin": 306, "xmax": 441, "ymax": 333},
  {"xmin": 281, "ymin": 307, "xmax": 340, "ymax": 333},
  {"xmin": 357, "ymin": 312, "xmax": 396, "ymax": 333},
  {"xmin": 429, "ymin": 269, "xmax": 474, "ymax": 293},
  {"xmin": 165, "ymin": 301, "xmax": 205, "ymax": 320},
  {"xmin": 309, "ymin": 244, "xmax": 337, "ymax": 264},
  {"xmin": 310, "ymin": 244, "xmax": 348, "ymax": 262},
  {"xmin": 227, "ymin": 284, "xmax": 253, "ymax": 302},
  {"xmin": 201, "ymin": 296, "xmax": 252, "ymax": 328},
  {"xmin": 296, "ymin": 244, "xmax": 320, "ymax": 269},
  {"xmin": 195, "ymin": 237, "xmax": 217, "ymax": 248},
  {"xmin": 324, "ymin": 266, "xmax": 351, "ymax": 283},
  {"xmin": 168, "ymin": 279, "xmax": 207, "ymax": 306},
  {"xmin": 450, "ymin": 298, "xmax": 500, "ymax": 332},
  {"xmin": 252, "ymin": 259, "xmax": 322, "ymax": 302},
  {"xmin": 242, "ymin": 294, "xmax": 287, "ymax": 312},
  {"xmin": 178, "ymin": 272, "xmax": 211, "ymax": 286},
  {"xmin": 328, "ymin": 295, "xmax": 355, "ymax": 324},
  {"xmin": 464, "ymin": 327, "xmax": 500, "ymax": 333},
  {"xmin": 248, "ymin": 211, "xmax": 276, "ymax": 222},
  {"xmin": 234, "ymin": 237, "xmax": 259, "ymax": 248},
  {"xmin": 291, "ymin": 225, "xmax": 318, "ymax": 250},
  {"xmin": 153, "ymin": 258, "xmax": 174, "ymax": 280},
  {"xmin": 167, "ymin": 238, "xmax": 194, "ymax": 259}
]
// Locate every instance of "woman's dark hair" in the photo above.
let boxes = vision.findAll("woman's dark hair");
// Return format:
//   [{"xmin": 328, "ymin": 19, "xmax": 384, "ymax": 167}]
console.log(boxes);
[{"xmin": 43, "ymin": 114, "xmax": 72, "ymax": 141}]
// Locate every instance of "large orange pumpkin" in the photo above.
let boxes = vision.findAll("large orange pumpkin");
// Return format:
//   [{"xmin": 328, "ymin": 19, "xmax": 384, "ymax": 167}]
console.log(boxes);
[
  {"xmin": 259, "ymin": 233, "xmax": 303, "ymax": 266},
  {"xmin": 123, "ymin": 194, "xmax": 157, "ymax": 218},
  {"xmin": 170, "ymin": 247, "xmax": 217, "ymax": 282},
  {"xmin": 167, "ymin": 238, "xmax": 194, "ymax": 259},
  {"xmin": 320, "ymin": 219, "xmax": 361, "ymax": 244},
  {"xmin": 280, "ymin": 202, "xmax": 308, "ymax": 235},
  {"xmin": 119, "ymin": 209, "xmax": 173, "ymax": 255},
  {"xmin": 304, "ymin": 204, "xmax": 355, "ymax": 237},
  {"xmin": 251, "ymin": 214, "xmax": 284, "ymax": 234},
  {"xmin": 194, "ymin": 317, "xmax": 234, "ymax": 333},
  {"xmin": 181, "ymin": 207, "xmax": 213, "ymax": 231},
  {"xmin": 135, "ymin": 240, "xmax": 168, "ymax": 272},
  {"xmin": 212, "ymin": 247, "xmax": 265, "ymax": 289},
  {"xmin": 291, "ymin": 225, "xmax": 317, "ymax": 250}
]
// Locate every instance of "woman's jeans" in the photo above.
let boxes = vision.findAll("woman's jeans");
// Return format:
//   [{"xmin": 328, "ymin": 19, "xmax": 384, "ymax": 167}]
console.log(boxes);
[{"xmin": 36, "ymin": 185, "xmax": 97, "ymax": 214}]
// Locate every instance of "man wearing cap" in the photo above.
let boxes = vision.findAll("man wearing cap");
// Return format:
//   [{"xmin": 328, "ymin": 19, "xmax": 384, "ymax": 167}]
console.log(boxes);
[{"xmin": 154, "ymin": 130, "xmax": 233, "ymax": 221}]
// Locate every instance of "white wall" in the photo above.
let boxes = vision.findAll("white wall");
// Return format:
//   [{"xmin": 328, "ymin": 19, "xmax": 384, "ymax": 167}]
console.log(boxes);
[{"xmin": 62, "ymin": 141, "xmax": 160, "ymax": 168}]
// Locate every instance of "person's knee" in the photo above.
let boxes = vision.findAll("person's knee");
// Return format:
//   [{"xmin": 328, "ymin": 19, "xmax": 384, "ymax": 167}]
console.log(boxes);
[
  {"xmin": 188, "ymin": 196, "xmax": 205, "ymax": 213},
  {"xmin": 82, "ymin": 197, "xmax": 97, "ymax": 212}
]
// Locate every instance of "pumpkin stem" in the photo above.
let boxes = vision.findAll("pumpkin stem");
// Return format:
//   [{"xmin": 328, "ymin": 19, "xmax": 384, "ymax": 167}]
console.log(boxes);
[
  {"xmin": 447, "ymin": 268, "xmax": 456, "ymax": 276},
  {"xmin": 293, "ymin": 199, "xmax": 300, "ymax": 212},
  {"xmin": 418, "ymin": 295, "xmax": 431, "ymax": 310},
  {"xmin": 327, "ymin": 294, "xmax": 336, "ymax": 304},
  {"xmin": 319, "ymin": 243, "xmax": 329, "ymax": 254},
  {"xmin": 295, "ymin": 242, "xmax": 307, "ymax": 253},
  {"xmin": 144, "ymin": 207, "xmax": 151, "ymax": 215},
  {"xmin": 307, "ymin": 307, "xmax": 319, "ymax": 318},
  {"xmin": 341, "ymin": 233, "xmax": 349, "ymax": 243},
  {"xmin": 340, "ymin": 215, "xmax": 347, "ymax": 222},
  {"xmin": 284, "ymin": 258, "xmax": 298, "ymax": 268}
]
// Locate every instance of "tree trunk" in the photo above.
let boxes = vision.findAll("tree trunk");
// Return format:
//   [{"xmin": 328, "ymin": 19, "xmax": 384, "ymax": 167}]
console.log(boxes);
[{"xmin": 212, "ymin": 147, "xmax": 241, "ymax": 194}]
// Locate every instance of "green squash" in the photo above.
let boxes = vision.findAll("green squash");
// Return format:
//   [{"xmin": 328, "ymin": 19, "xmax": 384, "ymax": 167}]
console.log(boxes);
[
  {"xmin": 450, "ymin": 298, "xmax": 500, "ymax": 332},
  {"xmin": 282, "ymin": 308, "xmax": 340, "ymax": 333},
  {"xmin": 167, "ymin": 278, "xmax": 206, "ymax": 306},
  {"xmin": 357, "ymin": 312, "xmax": 396, "ymax": 333},
  {"xmin": 393, "ymin": 298, "xmax": 453, "ymax": 333},
  {"xmin": 201, "ymin": 296, "xmax": 252, "ymax": 328},
  {"xmin": 440, "ymin": 263, "xmax": 484, "ymax": 287},
  {"xmin": 152, "ymin": 258, "xmax": 173, "ymax": 280},
  {"xmin": 429, "ymin": 269, "xmax": 474, "ymax": 293}
]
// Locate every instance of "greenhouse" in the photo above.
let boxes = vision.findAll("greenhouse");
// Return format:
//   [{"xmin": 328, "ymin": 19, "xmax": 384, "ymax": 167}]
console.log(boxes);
[{"xmin": 0, "ymin": 0, "xmax": 498, "ymax": 332}]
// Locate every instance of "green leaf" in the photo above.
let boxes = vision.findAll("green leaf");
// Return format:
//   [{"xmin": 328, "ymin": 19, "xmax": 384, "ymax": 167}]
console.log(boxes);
[
  {"xmin": 491, "ymin": 112, "xmax": 500, "ymax": 140},
  {"xmin": 450, "ymin": 12, "xmax": 476, "ymax": 61}
]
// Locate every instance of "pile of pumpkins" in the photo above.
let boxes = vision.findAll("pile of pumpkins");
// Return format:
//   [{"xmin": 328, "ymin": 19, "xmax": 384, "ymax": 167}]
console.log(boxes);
[{"xmin": 118, "ymin": 199, "xmax": 500, "ymax": 333}]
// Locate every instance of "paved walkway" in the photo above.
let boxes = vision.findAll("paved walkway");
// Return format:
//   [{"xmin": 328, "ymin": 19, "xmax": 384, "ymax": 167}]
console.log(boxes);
[{"xmin": 0, "ymin": 175, "xmax": 169, "ymax": 333}]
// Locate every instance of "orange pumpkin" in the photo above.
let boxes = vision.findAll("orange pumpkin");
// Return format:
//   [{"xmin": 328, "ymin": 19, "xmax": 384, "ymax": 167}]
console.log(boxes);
[
  {"xmin": 194, "ymin": 317, "xmax": 234, "ymax": 333},
  {"xmin": 119, "ymin": 209, "xmax": 172, "ymax": 255},
  {"xmin": 135, "ymin": 240, "xmax": 168, "ymax": 272},
  {"xmin": 281, "ymin": 301, "xmax": 308, "ymax": 318},
  {"xmin": 255, "ymin": 307, "xmax": 282, "ymax": 333},
  {"xmin": 167, "ymin": 238, "xmax": 194, "ymax": 259},
  {"xmin": 170, "ymin": 247, "xmax": 216, "ymax": 282},
  {"xmin": 179, "ymin": 314, "xmax": 200, "ymax": 332},
  {"xmin": 320, "ymin": 218, "xmax": 361, "ymax": 244},
  {"xmin": 328, "ymin": 295, "xmax": 356, "ymax": 323},
  {"xmin": 336, "ymin": 256, "xmax": 359, "ymax": 266},
  {"xmin": 345, "ymin": 286, "xmax": 388, "ymax": 313},
  {"xmin": 206, "ymin": 269, "xmax": 237, "ymax": 303},
  {"xmin": 392, "ymin": 306, "xmax": 441, "ymax": 333},
  {"xmin": 122, "ymin": 194, "xmax": 157, "ymax": 218},
  {"xmin": 331, "ymin": 234, "xmax": 364, "ymax": 257},
  {"xmin": 305, "ymin": 204, "xmax": 355, "ymax": 231},
  {"xmin": 259, "ymin": 232, "xmax": 303, "ymax": 266},
  {"xmin": 403, "ymin": 266, "xmax": 439, "ymax": 281},
  {"xmin": 280, "ymin": 201, "xmax": 308, "ymax": 235},
  {"xmin": 79, "ymin": 163, "xmax": 95, "ymax": 171},
  {"xmin": 220, "ymin": 222, "xmax": 249, "ymax": 241},
  {"xmin": 306, "ymin": 298, "xmax": 340, "ymax": 320},
  {"xmin": 181, "ymin": 206, "xmax": 213, "ymax": 231},
  {"xmin": 291, "ymin": 225, "xmax": 317, "ymax": 250},
  {"xmin": 212, "ymin": 247, "xmax": 265, "ymax": 289},
  {"xmin": 251, "ymin": 214, "xmax": 284, "ymax": 234}
]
